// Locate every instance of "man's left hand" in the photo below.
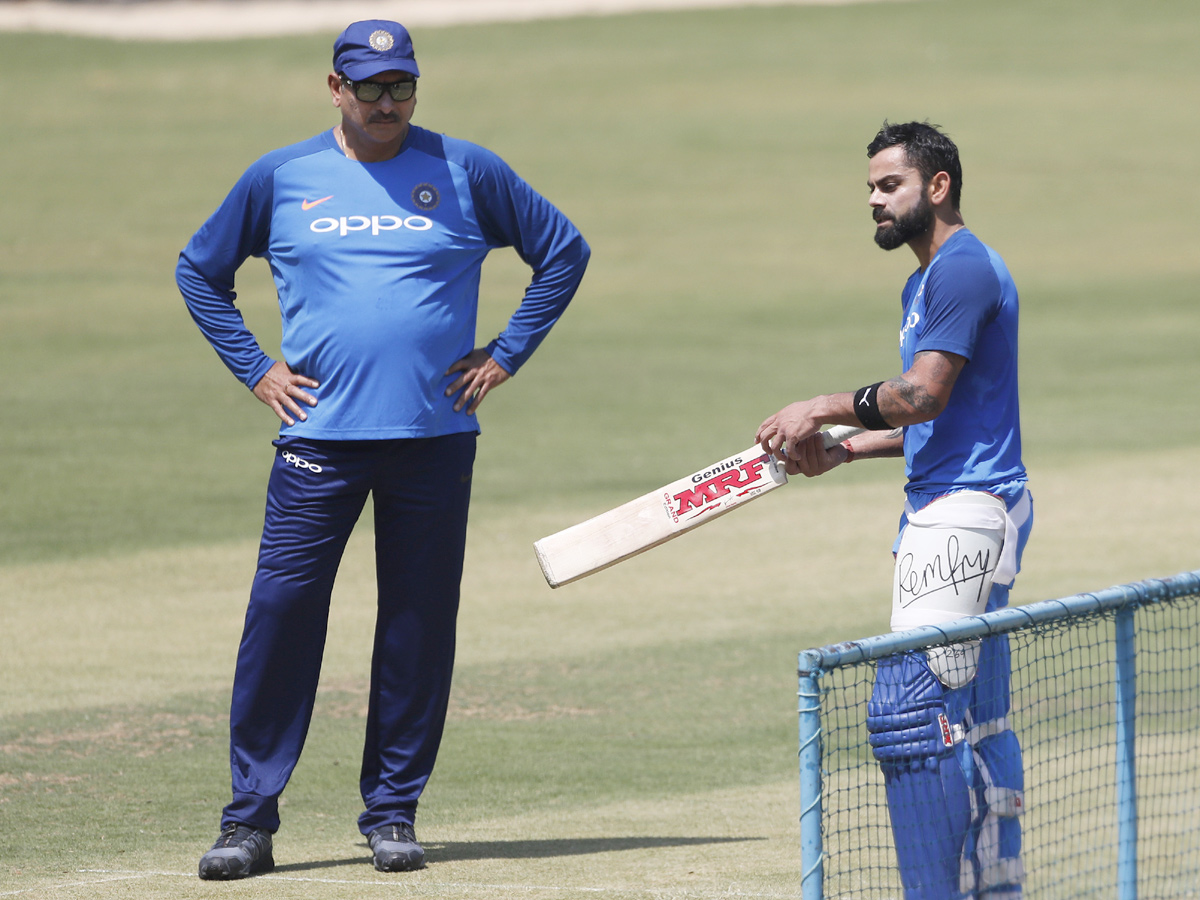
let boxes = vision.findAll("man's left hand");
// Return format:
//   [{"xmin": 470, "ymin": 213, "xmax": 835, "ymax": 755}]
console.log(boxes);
[{"xmin": 445, "ymin": 349, "xmax": 511, "ymax": 415}]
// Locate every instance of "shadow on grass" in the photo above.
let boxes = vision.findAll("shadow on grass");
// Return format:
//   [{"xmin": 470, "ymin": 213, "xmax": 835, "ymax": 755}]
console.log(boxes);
[
  {"xmin": 429, "ymin": 836, "xmax": 766, "ymax": 862},
  {"xmin": 272, "ymin": 857, "xmax": 367, "ymax": 873},
  {"xmin": 271, "ymin": 836, "xmax": 765, "ymax": 873}
]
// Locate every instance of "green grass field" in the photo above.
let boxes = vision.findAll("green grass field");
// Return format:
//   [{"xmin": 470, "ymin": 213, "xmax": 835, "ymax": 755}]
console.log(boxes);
[{"xmin": 2, "ymin": 0, "xmax": 1199, "ymax": 896}]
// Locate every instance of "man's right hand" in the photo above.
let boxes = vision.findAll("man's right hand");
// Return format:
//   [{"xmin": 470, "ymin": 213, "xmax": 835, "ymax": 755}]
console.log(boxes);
[
  {"xmin": 252, "ymin": 360, "xmax": 319, "ymax": 426},
  {"xmin": 783, "ymin": 433, "xmax": 849, "ymax": 478}
]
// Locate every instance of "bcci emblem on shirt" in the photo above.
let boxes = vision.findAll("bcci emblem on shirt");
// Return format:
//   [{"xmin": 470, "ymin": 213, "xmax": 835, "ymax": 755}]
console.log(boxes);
[{"xmin": 411, "ymin": 183, "xmax": 439, "ymax": 212}]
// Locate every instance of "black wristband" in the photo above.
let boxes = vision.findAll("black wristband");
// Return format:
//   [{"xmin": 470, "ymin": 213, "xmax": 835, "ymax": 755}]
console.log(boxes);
[{"xmin": 853, "ymin": 382, "xmax": 893, "ymax": 431}]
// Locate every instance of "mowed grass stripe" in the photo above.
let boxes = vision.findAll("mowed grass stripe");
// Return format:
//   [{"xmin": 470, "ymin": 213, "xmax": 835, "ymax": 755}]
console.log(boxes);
[{"xmin": 2, "ymin": 1, "xmax": 1200, "ymax": 897}]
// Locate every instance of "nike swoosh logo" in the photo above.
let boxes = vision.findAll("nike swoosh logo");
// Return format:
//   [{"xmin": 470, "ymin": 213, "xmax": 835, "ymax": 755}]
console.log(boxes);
[{"xmin": 301, "ymin": 195, "xmax": 334, "ymax": 211}]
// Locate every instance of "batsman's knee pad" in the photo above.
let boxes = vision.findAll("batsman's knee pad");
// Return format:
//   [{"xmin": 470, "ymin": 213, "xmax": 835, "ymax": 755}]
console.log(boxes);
[
  {"xmin": 868, "ymin": 653, "xmax": 965, "ymax": 764},
  {"xmin": 869, "ymin": 653, "xmax": 974, "ymax": 899}
]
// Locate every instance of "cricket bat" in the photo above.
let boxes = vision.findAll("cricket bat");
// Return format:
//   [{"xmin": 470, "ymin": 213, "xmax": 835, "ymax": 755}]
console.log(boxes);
[{"xmin": 534, "ymin": 425, "xmax": 865, "ymax": 588}]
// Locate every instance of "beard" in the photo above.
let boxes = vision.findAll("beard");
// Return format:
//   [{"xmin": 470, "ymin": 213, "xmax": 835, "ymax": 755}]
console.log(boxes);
[{"xmin": 873, "ymin": 193, "xmax": 933, "ymax": 250}]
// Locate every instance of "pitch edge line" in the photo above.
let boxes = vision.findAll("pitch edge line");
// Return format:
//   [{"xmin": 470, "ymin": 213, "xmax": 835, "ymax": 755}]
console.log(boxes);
[
  {"xmin": 72, "ymin": 870, "xmax": 801, "ymax": 897},
  {"xmin": 0, "ymin": 874, "xmax": 152, "ymax": 896}
]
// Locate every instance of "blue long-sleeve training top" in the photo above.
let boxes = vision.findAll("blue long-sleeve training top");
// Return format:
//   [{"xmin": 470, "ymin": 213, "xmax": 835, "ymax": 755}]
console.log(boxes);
[{"xmin": 177, "ymin": 125, "xmax": 590, "ymax": 440}]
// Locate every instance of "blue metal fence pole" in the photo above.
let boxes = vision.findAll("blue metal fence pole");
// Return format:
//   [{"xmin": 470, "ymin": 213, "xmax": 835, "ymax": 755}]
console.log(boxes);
[
  {"xmin": 1114, "ymin": 605, "xmax": 1138, "ymax": 900},
  {"xmin": 798, "ymin": 653, "xmax": 824, "ymax": 900}
]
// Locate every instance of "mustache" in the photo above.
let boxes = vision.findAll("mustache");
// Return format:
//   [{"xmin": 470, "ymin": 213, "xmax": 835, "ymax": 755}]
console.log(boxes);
[
  {"xmin": 873, "ymin": 209, "xmax": 892, "ymax": 224},
  {"xmin": 369, "ymin": 113, "xmax": 400, "ymax": 124}
]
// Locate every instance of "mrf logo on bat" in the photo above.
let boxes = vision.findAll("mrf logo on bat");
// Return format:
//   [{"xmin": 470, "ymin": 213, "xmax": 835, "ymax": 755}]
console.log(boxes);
[{"xmin": 663, "ymin": 452, "xmax": 779, "ymax": 524}]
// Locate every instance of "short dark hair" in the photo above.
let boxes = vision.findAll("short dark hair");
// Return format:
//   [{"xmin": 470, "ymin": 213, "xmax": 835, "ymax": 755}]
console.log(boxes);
[{"xmin": 867, "ymin": 121, "xmax": 962, "ymax": 210}]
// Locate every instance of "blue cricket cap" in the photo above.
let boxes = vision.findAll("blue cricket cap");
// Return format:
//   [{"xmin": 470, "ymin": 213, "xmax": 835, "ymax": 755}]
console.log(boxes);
[{"xmin": 333, "ymin": 20, "xmax": 419, "ymax": 80}]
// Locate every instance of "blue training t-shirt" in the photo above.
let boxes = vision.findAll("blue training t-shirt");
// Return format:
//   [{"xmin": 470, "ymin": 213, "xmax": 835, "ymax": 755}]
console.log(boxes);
[
  {"xmin": 176, "ymin": 125, "xmax": 589, "ymax": 440},
  {"xmin": 898, "ymin": 228, "xmax": 1026, "ymax": 496}
]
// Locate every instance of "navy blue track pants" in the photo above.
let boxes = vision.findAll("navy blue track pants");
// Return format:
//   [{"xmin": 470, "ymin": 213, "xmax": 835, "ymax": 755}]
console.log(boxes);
[{"xmin": 221, "ymin": 433, "xmax": 476, "ymax": 835}]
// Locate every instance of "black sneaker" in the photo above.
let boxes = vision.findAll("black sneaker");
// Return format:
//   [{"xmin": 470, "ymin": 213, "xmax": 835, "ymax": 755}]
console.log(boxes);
[
  {"xmin": 368, "ymin": 823, "xmax": 425, "ymax": 872},
  {"xmin": 198, "ymin": 823, "xmax": 275, "ymax": 880}
]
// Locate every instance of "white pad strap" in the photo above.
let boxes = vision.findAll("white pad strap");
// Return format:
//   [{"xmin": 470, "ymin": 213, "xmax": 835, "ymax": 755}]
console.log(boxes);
[
  {"xmin": 984, "ymin": 785, "xmax": 1026, "ymax": 818},
  {"xmin": 969, "ymin": 715, "xmax": 1012, "ymax": 745},
  {"xmin": 980, "ymin": 857, "xmax": 1026, "ymax": 891}
]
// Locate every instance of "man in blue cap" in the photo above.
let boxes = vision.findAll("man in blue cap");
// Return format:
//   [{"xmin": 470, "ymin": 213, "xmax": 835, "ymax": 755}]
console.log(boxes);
[{"xmin": 178, "ymin": 19, "xmax": 589, "ymax": 879}]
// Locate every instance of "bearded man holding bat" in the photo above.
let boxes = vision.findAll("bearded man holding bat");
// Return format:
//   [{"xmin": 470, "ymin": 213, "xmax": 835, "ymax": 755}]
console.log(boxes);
[{"xmin": 758, "ymin": 121, "xmax": 1032, "ymax": 899}]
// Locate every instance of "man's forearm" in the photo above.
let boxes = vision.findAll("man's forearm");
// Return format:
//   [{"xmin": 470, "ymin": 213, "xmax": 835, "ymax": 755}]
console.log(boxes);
[{"xmin": 843, "ymin": 427, "xmax": 904, "ymax": 461}]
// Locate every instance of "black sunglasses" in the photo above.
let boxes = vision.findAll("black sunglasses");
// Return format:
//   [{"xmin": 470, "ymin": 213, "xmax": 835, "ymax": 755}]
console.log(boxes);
[{"xmin": 339, "ymin": 75, "xmax": 416, "ymax": 103}]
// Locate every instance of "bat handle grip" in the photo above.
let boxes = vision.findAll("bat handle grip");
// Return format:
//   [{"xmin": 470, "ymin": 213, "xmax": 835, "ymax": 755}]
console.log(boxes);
[{"xmin": 819, "ymin": 424, "xmax": 868, "ymax": 448}]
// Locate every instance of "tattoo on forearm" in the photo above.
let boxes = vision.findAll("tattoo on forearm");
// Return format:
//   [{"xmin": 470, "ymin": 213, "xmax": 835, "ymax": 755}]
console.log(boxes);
[{"xmin": 885, "ymin": 376, "xmax": 940, "ymax": 417}]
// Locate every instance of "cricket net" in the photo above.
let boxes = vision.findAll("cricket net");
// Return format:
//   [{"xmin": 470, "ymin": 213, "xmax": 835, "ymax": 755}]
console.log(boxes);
[{"xmin": 798, "ymin": 569, "xmax": 1200, "ymax": 900}]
